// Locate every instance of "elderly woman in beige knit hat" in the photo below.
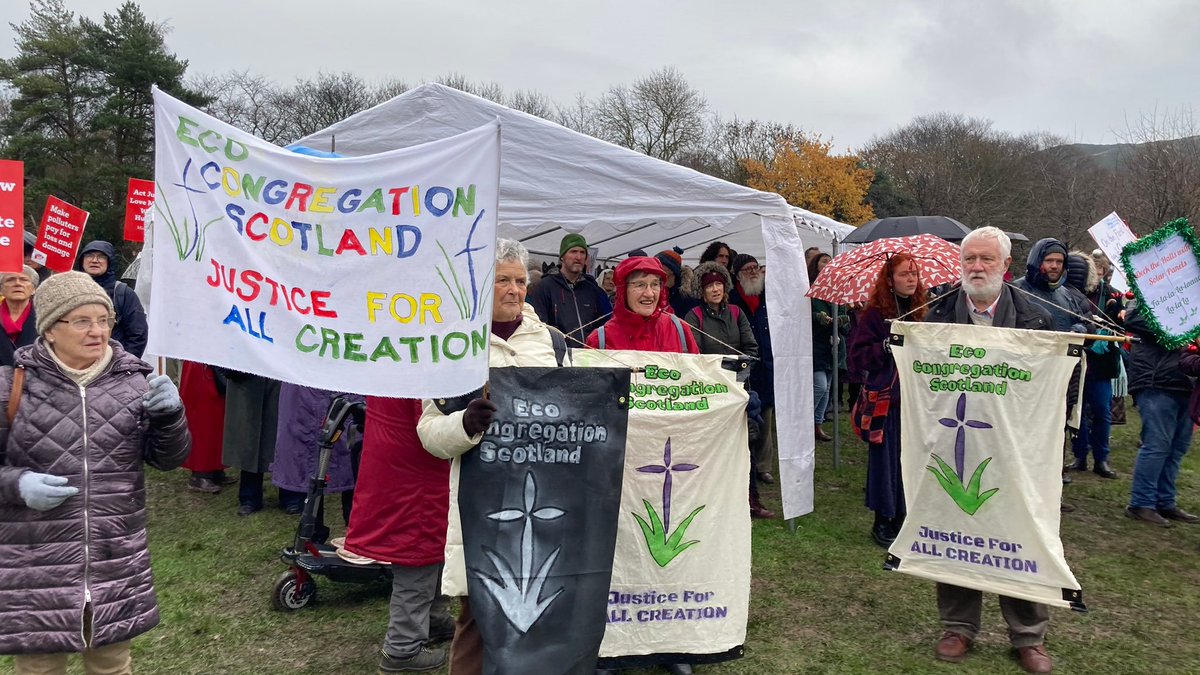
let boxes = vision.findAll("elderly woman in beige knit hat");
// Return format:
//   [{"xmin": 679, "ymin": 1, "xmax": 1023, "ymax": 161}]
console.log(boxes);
[{"xmin": 0, "ymin": 271, "xmax": 191, "ymax": 674}]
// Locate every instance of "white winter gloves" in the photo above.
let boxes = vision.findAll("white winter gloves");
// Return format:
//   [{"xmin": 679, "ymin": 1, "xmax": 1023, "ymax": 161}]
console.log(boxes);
[
  {"xmin": 143, "ymin": 374, "xmax": 182, "ymax": 416},
  {"xmin": 18, "ymin": 472, "xmax": 78, "ymax": 511}
]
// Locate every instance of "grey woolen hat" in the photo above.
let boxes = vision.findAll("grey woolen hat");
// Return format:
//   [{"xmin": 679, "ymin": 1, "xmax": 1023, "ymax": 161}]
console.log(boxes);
[{"xmin": 34, "ymin": 271, "xmax": 113, "ymax": 335}]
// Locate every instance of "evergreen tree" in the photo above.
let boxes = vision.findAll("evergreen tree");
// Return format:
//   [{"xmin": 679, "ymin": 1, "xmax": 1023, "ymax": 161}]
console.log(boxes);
[
  {"xmin": 0, "ymin": 0, "xmax": 104, "ymax": 226},
  {"xmin": 84, "ymin": 1, "xmax": 208, "ymax": 243},
  {"xmin": 1, "ymin": 0, "xmax": 205, "ymax": 252}
]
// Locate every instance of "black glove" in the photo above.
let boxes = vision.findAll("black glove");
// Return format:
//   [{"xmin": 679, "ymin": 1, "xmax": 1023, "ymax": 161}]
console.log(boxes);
[{"xmin": 462, "ymin": 398, "xmax": 497, "ymax": 437}]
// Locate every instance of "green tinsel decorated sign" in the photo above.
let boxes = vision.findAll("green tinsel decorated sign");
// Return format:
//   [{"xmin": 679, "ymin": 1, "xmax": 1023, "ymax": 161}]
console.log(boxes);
[{"xmin": 1119, "ymin": 218, "xmax": 1200, "ymax": 349}]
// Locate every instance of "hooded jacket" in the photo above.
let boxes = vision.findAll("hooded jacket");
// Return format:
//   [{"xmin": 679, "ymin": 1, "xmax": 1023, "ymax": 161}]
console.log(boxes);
[
  {"xmin": 1124, "ymin": 301, "xmax": 1193, "ymax": 395},
  {"xmin": 1013, "ymin": 238, "xmax": 1089, "ymax": 334},
  {"xmin": 584, "ymin": 257, "xmax": 699, "ymax": 354},
  {"xmin": 1065, "ymin": 251, "xmax": 1122, "ymax": 379},
  {"xmin": 0, "ymin": 340, "xmax": 191, "ymax": 653},
  {"xmin": 682, "ymin": 261, "xmax": 758, "ymax": 359},
  {"xmin": 1180, "ymin": 350, "xmax": 1200, "ymax": 425},
  {"xmin": 75, "ymin": 241, "xmax": 148, "ymax": 358}
]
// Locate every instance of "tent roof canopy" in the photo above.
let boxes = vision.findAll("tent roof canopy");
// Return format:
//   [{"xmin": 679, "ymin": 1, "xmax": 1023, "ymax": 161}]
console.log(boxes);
[{"xmin": 297, "ymin": 83, "xmax": 816, "ymax": 261}]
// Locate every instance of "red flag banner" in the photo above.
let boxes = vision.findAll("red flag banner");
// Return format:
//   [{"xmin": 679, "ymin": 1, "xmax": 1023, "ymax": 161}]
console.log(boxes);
[
  {"xmin": 32, "ymin": 196, "xmax": 89, "ymax": 273},
  {"xmin": 123, "ymin": 177, "xmax": 154, "ymax": 243},
  {"xmin": 0, "ymin": 160, "xmax": 23, "ymax": 274}
]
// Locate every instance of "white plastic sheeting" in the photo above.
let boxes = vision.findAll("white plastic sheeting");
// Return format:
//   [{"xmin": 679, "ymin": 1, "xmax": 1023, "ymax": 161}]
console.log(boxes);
[{"xmin": 297, "ymin": 83, "xmax": 849, "ymax": 518}]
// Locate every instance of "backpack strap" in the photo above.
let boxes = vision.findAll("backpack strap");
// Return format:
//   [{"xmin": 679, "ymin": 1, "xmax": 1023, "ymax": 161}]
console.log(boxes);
[
  {"xmin": 7, "ymin": 366, "xmax": 24, "ymax": 425},
  {"xmin": 729, "ymin": 304, "xmax": 741, "ymax": 322},
  {"xmin": 597, "ymin": 326, "xmax": 606, "ymax": 350},
  {"xmin": 690, "ymin": 306, "xmax": 704, "ymax": 331},
  {"xmin": 668, "ymin": 314, "xmax": 687, "ymax": 352},
  {"xmin": 113, "ymin": 281, "xmax": 130, "ymax": 321}
]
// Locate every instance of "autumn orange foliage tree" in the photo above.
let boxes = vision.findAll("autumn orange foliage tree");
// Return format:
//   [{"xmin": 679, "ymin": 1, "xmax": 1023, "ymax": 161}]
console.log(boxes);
[{"xmin": 744, "ymin": 135, "xmax": 875, "ymax": 225}]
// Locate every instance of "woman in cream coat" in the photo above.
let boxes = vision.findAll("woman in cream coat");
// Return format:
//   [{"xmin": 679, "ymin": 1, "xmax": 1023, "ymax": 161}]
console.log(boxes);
[{"xmin": 417, "ymin": 239, "xmax": 568, "ymax": 675}]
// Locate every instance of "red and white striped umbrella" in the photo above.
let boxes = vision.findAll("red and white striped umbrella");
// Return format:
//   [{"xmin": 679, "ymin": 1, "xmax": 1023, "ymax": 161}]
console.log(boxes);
[{"xmin": 807, "ymin": 234, "xmax": 961, "ymax": 305}]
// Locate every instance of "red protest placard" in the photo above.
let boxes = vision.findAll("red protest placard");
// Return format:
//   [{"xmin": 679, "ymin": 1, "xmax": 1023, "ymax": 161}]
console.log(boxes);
[
  {"xmin": 0, "ymin": 160, "xmax": 23, "ymax": 274},
  {"xmin": 32, "ymin": 196, "xmax": 89, "ymax": 273},
  {"xmin": 123, "ymin": 177, "xmax": 154, "ymax": 243}
]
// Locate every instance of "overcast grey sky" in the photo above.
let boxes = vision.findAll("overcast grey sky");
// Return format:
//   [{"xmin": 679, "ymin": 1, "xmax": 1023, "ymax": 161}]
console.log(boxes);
[{"xmin": 3, "ymin": 0, "xmax": 1199, "ymax": 151}]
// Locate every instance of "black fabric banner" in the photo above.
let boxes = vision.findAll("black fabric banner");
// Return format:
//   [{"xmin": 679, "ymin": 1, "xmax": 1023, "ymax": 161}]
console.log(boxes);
[{"xmin": 460, "ymin": 366, "xmax": 631, "ymax": 675}]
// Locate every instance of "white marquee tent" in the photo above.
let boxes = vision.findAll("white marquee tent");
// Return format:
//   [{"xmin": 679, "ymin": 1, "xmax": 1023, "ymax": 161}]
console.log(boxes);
[{"xmin": 298, "ymin": 83, "xmax": 851, "ymax": 518}]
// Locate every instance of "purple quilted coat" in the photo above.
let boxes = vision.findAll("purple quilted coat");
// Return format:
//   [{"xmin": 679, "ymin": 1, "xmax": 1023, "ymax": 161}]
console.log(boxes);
[{"xmin": 0, "ymin": 340, "xmax": 191, "ymax": 654}]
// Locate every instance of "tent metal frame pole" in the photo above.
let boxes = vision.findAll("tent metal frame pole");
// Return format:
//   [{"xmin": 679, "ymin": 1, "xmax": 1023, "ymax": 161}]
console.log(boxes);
[
  {"xmin": 589, "ymin": 222, "xmax": 657, "ymax": 247},
  {"xmin": 832, "ymin": 236, "xmax": 841, "ymax": 470},
  {"xmin": 634, "ymin": 225, "xmax": 712, "ymax": 255},
  {"xmin": 518, "ymin": 226, "xmax": 562, "ymax": 243}
]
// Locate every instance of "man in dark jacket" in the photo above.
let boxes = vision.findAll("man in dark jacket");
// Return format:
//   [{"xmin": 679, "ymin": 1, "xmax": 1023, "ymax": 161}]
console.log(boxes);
[
  {"xmin": 729, "ymin": 253, "xmax": 776, "ymax": 483},
  {"xmin": 75, "ymin": 240, "xmax": 148, "ymax": 358},
  {"xmin": 1123, "ymin": 301, "xmax": 1198, "ymax": 527},
  {"xmin": 527, "ymin": 233, "xmax": 612, "ymax": 345},
  {"xmin": 924, "ymin": 227, "xmax": 1056, "ymax": 675},
  {"xmin": 1064, "ymin": 252, "xmax": 1121, "ymax": 478},
  {"xmin": 1013, "ymin": 238, "xmax": 1088, "ymax": 334},
  {"xmin": 1012, "ymin": 237, "xmax": 1089, "ymax": 492}
]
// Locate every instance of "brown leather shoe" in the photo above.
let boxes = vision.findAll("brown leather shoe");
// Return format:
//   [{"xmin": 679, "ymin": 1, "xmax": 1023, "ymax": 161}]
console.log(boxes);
[
  {"xmin": 1126, "ymin": 506, "xmax": 1171, "ymax": 527},
  {"xmin": 1158, "ymin": 506, "xmax": 1200, "ymax": 523},
  {"xmin": 814, "ymin": 425, "xmax": 832, "ymax": 442},
  {"xmin": 934, "ymin": 631, "xmax": 972, "ymax": 663},
  {"xmin": 750, "ymin": 504, "xmax": 775, "ymax": 519},
  {"xmin": 749, "ymin": 494, "xmax": 775, "ymax": 519},
  {"xmin": 1015, "ymin": 644, "xmax": 1053, "ymax": 673}
]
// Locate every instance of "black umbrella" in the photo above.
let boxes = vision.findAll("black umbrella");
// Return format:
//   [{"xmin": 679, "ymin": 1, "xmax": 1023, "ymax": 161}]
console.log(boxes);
[{"xmin": 841, "ymin": 215, "xmax": 971, "ymax": 244}]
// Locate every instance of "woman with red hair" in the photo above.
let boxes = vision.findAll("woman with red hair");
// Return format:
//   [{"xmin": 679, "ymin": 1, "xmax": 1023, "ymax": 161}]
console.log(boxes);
[{"xmin": 847, "ymin": 253, "xmax": 927, "ymax": 547}]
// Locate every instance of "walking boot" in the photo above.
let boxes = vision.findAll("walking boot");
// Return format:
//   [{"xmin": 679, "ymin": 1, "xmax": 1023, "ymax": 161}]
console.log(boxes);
[
  {"xmin": 749, "ymin": 494, "xmax": 775, "ymax": 520},
  {"xmin": 1093, "ymin": 461, "xmax": 1118, "ymax": 479},
  {"xmin": 814, "ymin": 425, "xmax": 832, "ymax": 442},
  {"xmin": 378, "ymin": 646, "xmax": 446, "ymax": 673},
  {"xmin": 1065, "ymin": 457, "xmax": 1087, "ymax": 472},
  {"xmin": 187, "ymin": 474, "xmax": 220, "ymax": 494},
  {"xmin": 1157, "ymin": 506, "xmax": 1200, "ymax": 523},
  {"xmin": 1125, "ymin": 506, "xmax": 1170, "ymax": 527},
  {"xmin": 871, "ymin": 514, "xmax": 895, "ymax": 548}
]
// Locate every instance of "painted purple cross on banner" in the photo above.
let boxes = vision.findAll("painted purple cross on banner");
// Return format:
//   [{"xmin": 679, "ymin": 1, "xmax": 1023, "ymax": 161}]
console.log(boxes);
[{"xmin": 634, "ymin": 437, "xmax": 707, "ymax": 567}]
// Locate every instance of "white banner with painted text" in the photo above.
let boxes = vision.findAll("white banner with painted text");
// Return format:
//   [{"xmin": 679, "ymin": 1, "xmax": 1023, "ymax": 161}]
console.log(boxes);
[
  {"xmin": 572, "ymin": 350, "xmax": 751, "ymax": 659},
  {"xmin": 149, "ymin": 88, "xmax": 500, "ymax": 397},
  {"xmin": 886, "ymin": 321, "xmax": 1086, "ymax": 609}
]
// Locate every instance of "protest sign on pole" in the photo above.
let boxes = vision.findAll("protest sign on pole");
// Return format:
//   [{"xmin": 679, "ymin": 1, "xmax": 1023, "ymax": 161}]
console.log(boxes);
[
  {"xmin": 148, "ymin": 87, "xmax": 500, "ymax": 398},
  {"xmin": 885, "ymin": 321, "xmax": 1086, "ymax": 610},
  {"xmin": 459, "ymin": 366, "xmax": 631, "ymax": 675},
  {"xmin": 0, "ymin": 160, "xmax": 23, "ymax": 274},
  {"xmin": 1087, "ymin": 211, "xmax": 1135, "ymax": 292},
  {"xmin": 123, "ymin": 177, "xmax": 155, "ymax": 243},
  {"xmin": 32, "ymin": 195, "xmax": 88, "ymax": 272},
  {"xmin": 572, "ymin": 350, "xmax": 750, "ymax": 665},
  {"xmin": 1119, "ymin": 218, "xmax": 1200, "ymax": 349}
]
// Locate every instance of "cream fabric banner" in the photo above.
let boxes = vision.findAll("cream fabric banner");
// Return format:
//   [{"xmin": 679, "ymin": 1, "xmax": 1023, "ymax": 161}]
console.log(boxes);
[
  {"xmin": 886, "ymin": 321, "xmax": 1087, "ymax": 609},
  {"xmin": 572, "ymin": 350, "xmax": 751, "ymax": 658},
  {"xmin": 149, "ymin": 87, "xmax": 500, "ymax": 398}
]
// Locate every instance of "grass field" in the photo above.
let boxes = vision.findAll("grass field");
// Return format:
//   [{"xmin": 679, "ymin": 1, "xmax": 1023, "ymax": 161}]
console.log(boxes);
[{"xmin": 3, "ymin": 407, "xmax": 1198, "ymax": 674}]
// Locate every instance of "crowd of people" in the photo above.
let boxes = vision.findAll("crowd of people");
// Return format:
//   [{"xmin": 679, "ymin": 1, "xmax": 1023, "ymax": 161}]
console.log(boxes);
[{"xmin": 0, "ymin": 224, "xmax": 1196, "ymax": 675}]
